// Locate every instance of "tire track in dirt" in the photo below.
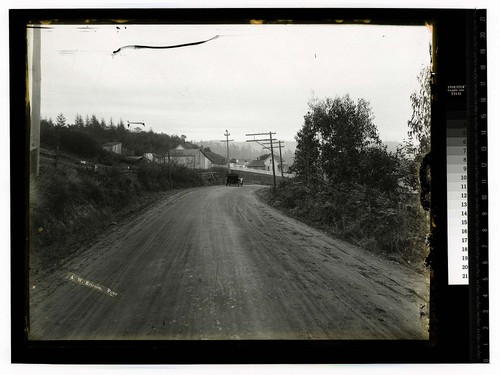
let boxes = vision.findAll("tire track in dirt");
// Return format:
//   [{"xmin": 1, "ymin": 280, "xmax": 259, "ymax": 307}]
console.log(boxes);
[{"xmin": 29, "ymin": 185, "xmax": 429, "ymax": 340}]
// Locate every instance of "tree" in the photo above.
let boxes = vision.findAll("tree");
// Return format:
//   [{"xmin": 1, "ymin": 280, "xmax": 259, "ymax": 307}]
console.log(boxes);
[
  {"xmin": 116, "ymin": 118, "xmax": 127, "ymax": 141},
  {"xmin": 292, "ymin": 114, "xmax": 321, "ymax": 181},
  {"xmin": 85, "ymin": 115, "xmax": 91, "ymax": 128},
  {"xmin": 358, "ymin": 145, "xmax": 401, "ymax": 195},
  {"xmin": 405, "ymin": 67, "xmax": 431, "ymax": 156},
  {"xmin": 58, "ymin": 128, "xmax": 97, "ymax": 157},
  {"xmin": 40, "ymin": 118, "xmax": 57, "ymax": 148},
  {"xmin": 56, "ymin": 113, "xmax": 66, "ymax": 127},
  {"xmin": 74, "ymin": 114, "xmax": 85, "ymax": 128},
  {"xmin": 90, "ymin": 114, "xmax": 99, "ymax": 128},
  {"xmin": 293, "ymin": 95, "xmax": 383, "ymax": 185},
  {"xmin": 403, "ymin": 66, "xmax": 432, "ymax": 208}
]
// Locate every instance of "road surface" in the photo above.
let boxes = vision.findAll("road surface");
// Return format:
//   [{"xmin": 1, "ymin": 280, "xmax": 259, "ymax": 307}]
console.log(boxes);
[{"xmin": 29, "ymin": 185, "xmax": 429, "ymax": 340}]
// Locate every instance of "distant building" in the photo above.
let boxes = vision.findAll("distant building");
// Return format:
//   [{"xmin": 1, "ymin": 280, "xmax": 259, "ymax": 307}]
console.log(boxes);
[
  {"xmin": 102, "ymin": 142, "xmax": 122, "ymax": 155},
  {"xmin": 230, "ymin": 160, "xmax": 248, "ymax": 169},
  {"xmin": 247, "ymin": 155, "xmax": 289, "ymax": 173},
  {"xmin": 168, "ymin": 144, "xmax": 213, "ymax": 169},
  {"xmin": 262, "ymin": 154, "xmax": 284, "ymax": 172},
  {"xmin": 247, "ymin": 159, "xmax": 266, "ymax": 170},
  {"xmin": 144, "ymin": 152, "xmax": 166, "ymax": 163}
]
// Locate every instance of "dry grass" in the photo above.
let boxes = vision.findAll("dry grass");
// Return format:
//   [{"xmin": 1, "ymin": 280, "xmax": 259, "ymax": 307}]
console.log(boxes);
[
  {"xmin": 29, "ymin": 163, "xmax": 214, "ymax": 270},
  {"xmin": 262, "ymin": 179, "xmax": 430, "ymax": 266}
]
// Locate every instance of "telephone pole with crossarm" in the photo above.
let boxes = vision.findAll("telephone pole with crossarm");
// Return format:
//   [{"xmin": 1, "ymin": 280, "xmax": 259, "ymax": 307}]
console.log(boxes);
[
  {"xmin": 245, "ymin": 132, "xmax": 278, "ymax": 189},
  {"xmin": 221, "ymin": 130, "xmax": 234, "ymax": 174}
]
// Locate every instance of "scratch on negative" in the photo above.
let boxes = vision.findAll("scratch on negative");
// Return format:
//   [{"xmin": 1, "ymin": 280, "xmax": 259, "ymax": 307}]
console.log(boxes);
[{"xmin": 112, "ymin": 35, "xmax": 219, "ymax": 57}]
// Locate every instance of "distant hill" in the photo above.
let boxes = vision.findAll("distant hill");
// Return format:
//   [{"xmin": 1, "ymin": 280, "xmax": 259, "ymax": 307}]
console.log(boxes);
[
  {"xmin": 198, "ymin": 139, "xmax": 400, "ymax": 164},
  {"xmin": 197, "ymin": 140, "xmax": 297, "ymax": 164}
]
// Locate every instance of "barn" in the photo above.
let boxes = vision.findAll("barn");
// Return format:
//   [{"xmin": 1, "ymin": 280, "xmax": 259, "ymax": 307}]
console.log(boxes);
[
  {"xmin": 168, "ymin": 144, "xmax": 213, "ymax": 169},
  {"xmin": 101, "ymin": 142, "xmax": 122, "ymax": 155}
]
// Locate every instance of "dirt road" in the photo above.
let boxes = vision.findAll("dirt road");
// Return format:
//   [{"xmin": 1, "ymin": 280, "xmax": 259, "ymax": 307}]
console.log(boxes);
[{"xmin": 29, "ymin": 185, "xmax": 429, "ymax": 340}]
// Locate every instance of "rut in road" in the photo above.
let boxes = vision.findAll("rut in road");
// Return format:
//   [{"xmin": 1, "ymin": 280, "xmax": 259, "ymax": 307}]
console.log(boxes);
[{"xmin": 29, "ymin": 185, "xmax": 429, "ymax": 340}]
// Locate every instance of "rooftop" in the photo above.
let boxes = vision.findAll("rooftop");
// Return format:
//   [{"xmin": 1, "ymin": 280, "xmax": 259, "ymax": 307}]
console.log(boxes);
[
  {"xmin": 247, "ymin": 160, "xmax": 265, "ymax": 168},
  {"xmin": 102, "ymin": 141, "xmax": 122, "ymax": 147},
  {"xmin": 169, "ymin": 147, "xmax": 215, "ymax": 162}
]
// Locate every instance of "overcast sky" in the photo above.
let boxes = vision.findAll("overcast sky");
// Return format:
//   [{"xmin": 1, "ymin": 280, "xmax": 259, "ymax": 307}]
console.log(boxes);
[{"xmin": 36, "ymin": 23, "xmax": 431, "ymax": 143}]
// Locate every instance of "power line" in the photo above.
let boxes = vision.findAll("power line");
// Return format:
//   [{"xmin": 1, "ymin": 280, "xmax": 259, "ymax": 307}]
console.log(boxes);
[
  {"xmin": 261, "ymin": 140, "xmax": 285, "ymax": 177},
  {"xmin": 246, "ymin": 131, "xmax": 278, "ymax": 188}
]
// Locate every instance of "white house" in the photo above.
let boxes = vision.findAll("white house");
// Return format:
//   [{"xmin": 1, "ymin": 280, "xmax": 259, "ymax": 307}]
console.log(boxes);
[
  {"xmin": 230, "ymin": 160, "xmax": 248, "ymax": 169},
  {"xmin": 247, "ymin": 159, "xmax": 266, "ymax": 170},
  {"xmin": 262, "ymin": 154, "xmax": 284, "ymax": 172}
]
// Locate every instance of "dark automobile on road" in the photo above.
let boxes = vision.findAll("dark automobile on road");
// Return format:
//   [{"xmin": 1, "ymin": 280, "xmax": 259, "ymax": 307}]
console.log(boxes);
[{"xmin": 226, "ymin": 173, "xmax": 242, "ymax": 187}]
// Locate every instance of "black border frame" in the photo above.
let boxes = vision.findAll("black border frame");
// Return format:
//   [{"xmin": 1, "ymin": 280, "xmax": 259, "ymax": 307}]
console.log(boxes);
[{"xmin": 10, "ymin": 7, "xmax": 487, "ymax": 364}]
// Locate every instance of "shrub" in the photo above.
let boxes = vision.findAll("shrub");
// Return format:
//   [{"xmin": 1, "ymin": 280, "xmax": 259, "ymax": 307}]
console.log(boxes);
[
  {"xmin": 31, "ymin": 161, "xmax": 212, "ymax": 257},
  {"xmin": 267, "ymin": 178, "xmax": 429, "ymax": 263}
]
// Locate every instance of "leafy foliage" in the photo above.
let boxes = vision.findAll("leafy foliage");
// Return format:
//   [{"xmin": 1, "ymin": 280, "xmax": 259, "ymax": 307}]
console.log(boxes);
[
  {"xmin": 267, "ymin": 93, "xmax": 430, "ymax": 264},
  {"xmin": 56, "ymin": 113, "xmax": 66, "ymax": 127},
  {"xmin": 291, "ymin": 115, "xmax": 322, "ymax": 182},
  {"xmin": 41, "ymin": 119, "xmax": 98, "ymax": 158},
  {"xmin": 34, "ymin": 112, "xmax": 228, "ymax": 263},
  {"xmin": 293, "ymin": 95, "xmax": 400, "ymax": 194},
  {"xmin": 31, "ymin": 161, "xmax": 217, "ymax": 265},
  {"xmin": 265, "ymin": 179, "xmax": 428, "ymax": 262},
  {"xmin": 404, "ymin": 67, "xmax": 431, "ymax": 157}
]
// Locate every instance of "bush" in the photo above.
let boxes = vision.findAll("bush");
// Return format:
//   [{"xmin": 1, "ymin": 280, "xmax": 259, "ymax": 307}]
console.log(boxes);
[
  {"xmin": 266, "ymin": 178, "xmax": 429, "ymax": 263},
  {"xmin": 31, "ymin": 161, "xmax": 213, "ymax": 260},
  {"xmin": 30, "ymin": 165, "xmax": 134, "ymax": 249},
  {"xmin": 135, "ymin": 162, "xmax": 204, "ymax": 191}
]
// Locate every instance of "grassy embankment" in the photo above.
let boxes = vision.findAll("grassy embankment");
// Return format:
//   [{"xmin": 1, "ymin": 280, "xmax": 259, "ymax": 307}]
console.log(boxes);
[
  {"xmin": 29, "ymin": 163, "xmax": 225, "ymax": 271},
  {"xmin": 259, "ymin": 179, "xmax": 430, "ymax": 268}
]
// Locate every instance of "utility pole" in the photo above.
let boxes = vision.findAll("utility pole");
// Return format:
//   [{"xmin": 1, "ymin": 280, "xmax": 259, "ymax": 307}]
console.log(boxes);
[
  {"xmin": 29, "ymin": 25, "xmax": 41, "ymax": 177},
  {"xmin": 269, "ymin": 132, "xmax": 276, "ymax": 188},
  {"xmin": 245, "ymin": 132, "xmax": 278, "ymax": 189},
  {"xmin": 278, "ymin": 141, "xmax": 284, "ymax": 178},
  {"xmin": 261, "ymin": 140, "xmax": 285, "ymax": 178},
  {"xmin": 221, "ymin": 130, "xmax": 234, "ymax": 174}
]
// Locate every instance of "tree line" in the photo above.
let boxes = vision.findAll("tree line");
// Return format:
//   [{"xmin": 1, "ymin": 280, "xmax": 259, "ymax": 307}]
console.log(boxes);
[
  {"xmin": 33, "ymin": 113, "xmax": 231, "ymax": 263},
  {"xmin": 266, "ymin": 67, "xmax": 431, "ymax": 263},
  {"xmin": 40, "ymin": 114, "xmax": 221, "ymax": 163}
]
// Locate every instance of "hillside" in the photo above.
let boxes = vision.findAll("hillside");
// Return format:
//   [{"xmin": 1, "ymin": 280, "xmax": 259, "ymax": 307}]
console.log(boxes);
[
  {"xmin": 39, "ymin": 115, "xmax": 225, "ymax": 165},
  {"xmin": 197, "ymin": 140, "xmax": 296, "ymax": 165}
]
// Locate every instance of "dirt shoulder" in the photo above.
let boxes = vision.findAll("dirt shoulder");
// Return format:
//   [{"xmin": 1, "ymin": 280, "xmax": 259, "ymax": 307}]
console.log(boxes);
[
  {"xmin": 255, "ymin": 186, "xmax": 430, "ymax": 276},
  {"xmin": 29, "ymin": 185, "xmax": 429, "ymax": 340},
  {"xmin": 29, "ymin": 188, "xmax": 196, "ymax": 285}
]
